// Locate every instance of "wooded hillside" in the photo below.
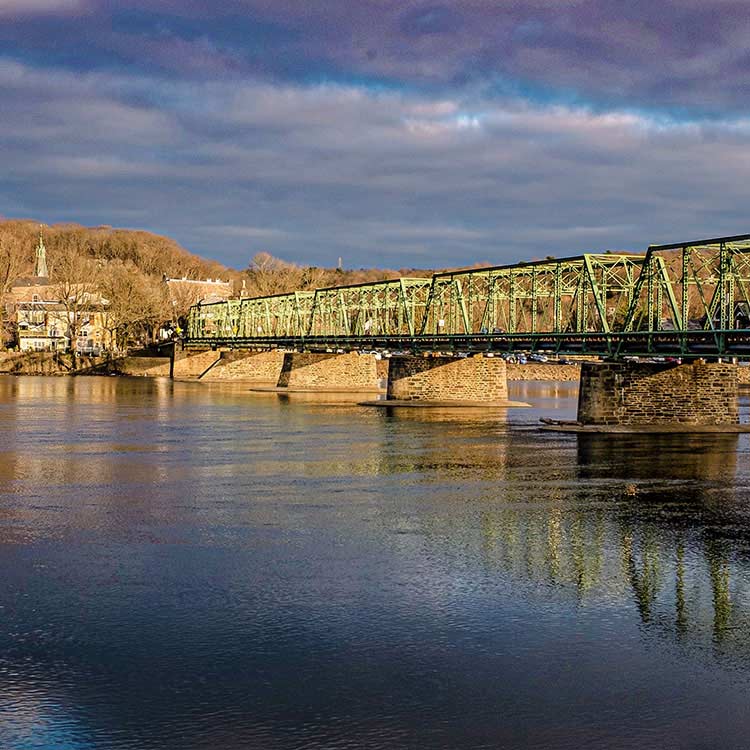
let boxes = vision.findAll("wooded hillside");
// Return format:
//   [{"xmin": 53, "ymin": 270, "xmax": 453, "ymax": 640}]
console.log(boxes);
[
  {"xmin": 1, "ymin": 220, "xmax": 433, "ymax": 301},
  {"xmin": 0, "ymin": 219, "xmax": 435, "ymax": 349},
  {"xmin": 0, "ymin": 220, "xmax": 233, "ymax": 296}
]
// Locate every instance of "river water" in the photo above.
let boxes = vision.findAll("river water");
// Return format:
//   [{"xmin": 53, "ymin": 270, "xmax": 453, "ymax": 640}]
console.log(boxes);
[{"xmin": 0, "ymin": 375, "xmax": 749, "ymax": 750}]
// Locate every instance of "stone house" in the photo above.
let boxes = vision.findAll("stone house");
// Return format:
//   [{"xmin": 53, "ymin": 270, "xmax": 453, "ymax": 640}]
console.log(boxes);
[
  {"xmin": 16, "ymin": 300, "xmax": 112, "ymax": 354},
  {"xmin": 7, "ymin": 230, "xmax": 112, "ymax": 354}
]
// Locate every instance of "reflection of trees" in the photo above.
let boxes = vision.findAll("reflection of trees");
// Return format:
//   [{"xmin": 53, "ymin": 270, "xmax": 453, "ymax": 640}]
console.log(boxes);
[
  {"xmin": 675, "ymin": 540, "xmax": 687, "ymax": 636},
  {"xmin": 621, "ymin": 524, "xmax": 660, "ymax": 622},
  {"xmin": 575, "ymin": 433, "xmax": 744, "ymax": 647},
  {"xmin": 480, "ymin": 507, "xmax": 607, "ymax": 597},
  {"xmin": 477, "ymin": 498, "xmax": 749, "ymax": 656}
]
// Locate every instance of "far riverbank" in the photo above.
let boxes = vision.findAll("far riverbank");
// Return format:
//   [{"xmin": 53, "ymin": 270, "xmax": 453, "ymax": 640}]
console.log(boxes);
[{"xmin": 2, "ymin": 349, "xmax": 750, "ymax": 388}]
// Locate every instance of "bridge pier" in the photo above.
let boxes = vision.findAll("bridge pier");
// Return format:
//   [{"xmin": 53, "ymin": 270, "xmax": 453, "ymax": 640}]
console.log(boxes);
[
  {"xmin": 272, "ymin": 351, "xmax": 383, "ymax": 392},
  {"xmin": 577, "ymin": 361, "xmax": 740, "ymax": 427},
  {"xmin": 383, "ymin": 354, "xmax": 515, "ymax": 404},
  {"xmin": 200, "ymin": 350, "xmax": 286, "ymax": 384},
  {"xmin": 154, "ymin": 348, "xmax": 222, "ymax": 379}
]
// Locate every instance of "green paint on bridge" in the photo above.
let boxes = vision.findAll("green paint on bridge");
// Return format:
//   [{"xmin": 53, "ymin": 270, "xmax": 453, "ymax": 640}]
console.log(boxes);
[{"xmin": 186, "ymin": 233, "xmax": 750, "ymax": 359}]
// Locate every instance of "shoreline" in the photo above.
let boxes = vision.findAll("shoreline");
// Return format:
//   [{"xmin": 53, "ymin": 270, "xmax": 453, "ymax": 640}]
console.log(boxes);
[{"xmin": 2, "ymin": 351, "xmax": 750, "ymax": 390}]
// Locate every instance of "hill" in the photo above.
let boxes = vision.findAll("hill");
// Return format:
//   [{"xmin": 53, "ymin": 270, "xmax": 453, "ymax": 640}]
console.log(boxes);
[
  {"xmin": 1, "ymin": 219, "xmax": 434, "ymax": 302},
  {"xmin": 0, "ymin": 220, "xmax": 234, "ymax": 294},
  {"xmin": 0, "ymin": 219, "xmax": 436, "ymax": 350}
]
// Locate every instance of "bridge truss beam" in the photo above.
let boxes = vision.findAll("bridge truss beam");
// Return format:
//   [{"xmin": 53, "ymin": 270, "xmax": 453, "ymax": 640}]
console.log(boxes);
[
  {"xmin": 420, "ymin": 254, "xmax": 643, "ymax": 336},
  {"xmin": 307, "ymin": 278, "xmax": 433, "ymax": 337},
  {"xmin": 185, "ymin": 234, "xmax": 750, "ymax": 359}
]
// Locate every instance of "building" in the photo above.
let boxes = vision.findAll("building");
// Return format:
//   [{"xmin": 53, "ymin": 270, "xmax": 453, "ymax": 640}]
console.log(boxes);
[
  {"xmin": 15, "ymin": 301, "xmax": 68, "ymax": 352},
  {"xmin": 8, "ymin": 229, "xmax": 113, "ymax": 354},
  {"xmin": 15, "ymin": 299, "xmax": 112, "ymax": 354}
]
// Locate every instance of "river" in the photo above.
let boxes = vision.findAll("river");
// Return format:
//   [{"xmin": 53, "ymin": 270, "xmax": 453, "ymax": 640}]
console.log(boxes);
[{"xmin": 0, "ymin": 376, "xmax": 749, "ymax": 749}]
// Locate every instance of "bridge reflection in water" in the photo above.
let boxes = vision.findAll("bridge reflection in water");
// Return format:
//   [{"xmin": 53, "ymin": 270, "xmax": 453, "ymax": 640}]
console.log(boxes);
[
  {"xmin": 363, "ymin": 399, "xmax": 749, "ymax": 658},
  {"xmin": 477, "ymin": 433, "xmax": 745, "ymax": 652}
]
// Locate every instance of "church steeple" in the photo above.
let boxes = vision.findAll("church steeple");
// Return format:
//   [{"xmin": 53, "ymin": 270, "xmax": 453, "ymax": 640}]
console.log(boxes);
[{"xmin": 34, "ymin": 226, "xmax": 48, "ymax": 278}]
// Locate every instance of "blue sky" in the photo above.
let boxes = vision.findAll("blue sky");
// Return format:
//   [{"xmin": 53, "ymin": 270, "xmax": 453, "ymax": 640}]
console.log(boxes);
[{"xmin": 2, "ymin": 1, "xmax": 750, "ymax": 268}]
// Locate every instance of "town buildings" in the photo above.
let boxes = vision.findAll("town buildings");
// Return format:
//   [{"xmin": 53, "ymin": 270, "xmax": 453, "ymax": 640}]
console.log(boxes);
[
  {"xmin": 7, "ymin": 231, "xmax": 112, "ymax": 354},
  {"xmin": 3, "ymin": 229, "xmax": 235, "ymax": 352}
]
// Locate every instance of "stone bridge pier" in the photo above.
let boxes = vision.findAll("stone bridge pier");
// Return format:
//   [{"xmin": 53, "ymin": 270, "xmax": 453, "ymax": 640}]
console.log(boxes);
[
  {"xmin": 382, "ymin": 354, "xmax": 521, "ymax": 405},
  {"xmin": 273, "ymin": 351, "xmax": 385, "ymax": 392},
  {"xmin": 201, "ymin": 349, "xmax": 286, "ymax": 384},
  {"xmin": 576, "ymin": 360, "xmax": 740, "ymax": 428}
]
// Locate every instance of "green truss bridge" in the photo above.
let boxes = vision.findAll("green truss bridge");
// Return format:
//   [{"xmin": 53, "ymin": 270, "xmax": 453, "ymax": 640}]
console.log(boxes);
[{"xmin": 186, "ymin": 234, "xmax": 750, "ymax": 360}]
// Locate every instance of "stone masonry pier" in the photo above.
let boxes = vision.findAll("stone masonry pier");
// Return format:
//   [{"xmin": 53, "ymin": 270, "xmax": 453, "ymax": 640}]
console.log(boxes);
[
  {"xmin": 120, "ymin": 349, "xmax": 219, "ymax": 378},
  {"xmin": 200, "ymin": 350, "xmax": 286, "ymax": 384},
  {"xmin": 383, "ymin": 354, "xmax": 517, "ymax": 405},
  {"xmin": 271, "ymin": 351, "xmax": 382, "ymax": 392},
  {"xmin": 576, "ymin": 361, "xmax": 740, "ymax": 427}
]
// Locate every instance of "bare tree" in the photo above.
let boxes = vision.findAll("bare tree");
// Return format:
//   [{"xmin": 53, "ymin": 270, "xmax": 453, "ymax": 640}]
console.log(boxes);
[
  {"xmin": 299, "ymin": 265, "xmax": 335, "ymax": 291},
  {"xmin": 48, "ymin": 243, "xmax": 102, "ymax": 356},
  {"xmin": 101, "ymin": 263, "xmax": 169, "ymax": 350},
  {"xmin": 0, "ymin": 234, "xmax": 31, "ymax": 348},
  {"xmin": 0, "ymin": 233, "xmax": 28, "ymax": 296},
  {"xmin": 167, "ymin": 281, "xmax": 205, "ymax": 323},
  {"xmin": 246, "ymin": 252, "xmax": 302, "ymax": 296}
]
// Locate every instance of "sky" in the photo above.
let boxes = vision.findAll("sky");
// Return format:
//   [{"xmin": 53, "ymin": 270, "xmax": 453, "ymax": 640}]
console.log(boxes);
[{"xmin": 2, "ymin": 1, "xmax": 750, "ymax": 269}]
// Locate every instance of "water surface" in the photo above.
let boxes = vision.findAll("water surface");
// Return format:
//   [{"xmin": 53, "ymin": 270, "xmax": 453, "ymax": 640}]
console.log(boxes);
[{"xmin": 0, "ymin": 376, "xmax": 749, "ymax": 749}]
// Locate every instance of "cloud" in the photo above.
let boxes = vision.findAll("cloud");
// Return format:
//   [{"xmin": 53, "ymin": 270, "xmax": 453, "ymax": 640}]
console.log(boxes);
[
  {"xmin": 0, "ymin": 0, "xmax": 87, "ymax": 16},
  {"xmin": 2, "ymin": 2, "xmax": 750, "ymax": 116},
  {"xmin": 3, "ymin": 48, "xmax": 750, "ymax": 269},
  {"xmin": 204, "ymin": 225, "xmax": 292, "ymax": 239}
]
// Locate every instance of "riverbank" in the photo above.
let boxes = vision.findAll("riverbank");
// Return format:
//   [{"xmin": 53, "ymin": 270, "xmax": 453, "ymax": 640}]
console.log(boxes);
[
  {"xmin": 2, "ymin": 349, "xmax": 750, "ymax": 388},
  {"xmin": 0, "ymin": 350, "xmax": 113, "ymax": 375},
  {"xmin": 0, "ymin": 350, "xmax": 171, "ymax": 377}
]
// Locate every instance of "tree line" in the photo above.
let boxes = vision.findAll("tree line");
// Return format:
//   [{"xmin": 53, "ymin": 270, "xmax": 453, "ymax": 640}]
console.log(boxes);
[{"xmin": 1, "ymin": 220, "xmax": 434, "ymax": 350}]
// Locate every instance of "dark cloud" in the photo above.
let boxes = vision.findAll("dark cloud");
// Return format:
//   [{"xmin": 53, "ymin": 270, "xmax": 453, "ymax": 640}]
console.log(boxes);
[
  {"xmin": 1, "ymin": 3, "xmax": 750, "ymax": 268},
  {"xmin": 3, "ymin": 58, "xmax": 750, "ymax": 268},
  {"xmin": 399, "ymin": 5, "xmax": 462, "ymax": 36},
  {"xmin": 2, "ymin": 1, "xmax": 750, "ymax": 112}
]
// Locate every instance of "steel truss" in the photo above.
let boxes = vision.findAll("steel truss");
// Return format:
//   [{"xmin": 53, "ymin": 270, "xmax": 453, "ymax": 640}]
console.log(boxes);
[
  {"xmin": 307, "ymin": 278, "xmax": 432, "ymax": 337},
  {"xmin": 420, "ymin": 254, "xmax": 643, "ymax": 335},
  {"xmin": 188, "ymin": 291, "xmax": 314, "ymax": 340},
  {"xmin": 185, "ymin": 234, "xmax": 750, "ymax": 359},
  {"xmin": 621, "ymin": 234, "xmax": 750, "ymax": 334}
]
